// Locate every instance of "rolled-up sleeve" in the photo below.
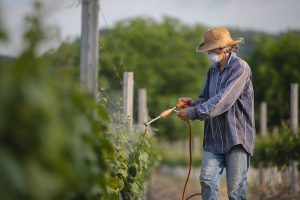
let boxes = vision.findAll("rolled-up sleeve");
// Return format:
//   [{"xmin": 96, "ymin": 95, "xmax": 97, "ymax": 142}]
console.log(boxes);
[{"xmin": 188, "ymin": 64, "xmax": 249, "ymax": 120}]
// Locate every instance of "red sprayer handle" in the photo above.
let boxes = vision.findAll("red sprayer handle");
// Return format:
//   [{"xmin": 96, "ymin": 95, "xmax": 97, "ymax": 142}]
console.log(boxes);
[{"xmin": 176, "ymin": 100, "xmax": 188, "ymax": 108}]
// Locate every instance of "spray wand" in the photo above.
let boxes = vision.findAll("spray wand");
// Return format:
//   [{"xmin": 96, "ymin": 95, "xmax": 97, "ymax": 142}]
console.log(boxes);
[{"xmin": 144, "ymin": 100, "xmax": 188, "ymax": 126}]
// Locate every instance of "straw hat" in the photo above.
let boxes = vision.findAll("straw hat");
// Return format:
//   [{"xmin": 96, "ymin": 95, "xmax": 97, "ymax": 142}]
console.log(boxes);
[{"xmin": 196, "ymin": 27, "xmax": 244, "ymax": 52}]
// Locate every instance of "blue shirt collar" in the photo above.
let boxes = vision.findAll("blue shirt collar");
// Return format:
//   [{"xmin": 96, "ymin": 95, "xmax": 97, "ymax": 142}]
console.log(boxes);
[{"xmin": 226, "ymin": 52, "xmax": 236, "ymax": 68}]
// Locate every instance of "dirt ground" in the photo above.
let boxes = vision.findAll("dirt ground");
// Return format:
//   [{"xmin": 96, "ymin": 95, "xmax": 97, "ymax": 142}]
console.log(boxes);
[
  {"xmin": 144, "ymin": 167, "xmax": 300, "ymax": 200},
  {"xmin": 143, "ymin": 164, "xmax": 300, "ymax": 200},
  {"xmin": 144, "ymin": 167, "xmax": 228, "ymax": 200}
]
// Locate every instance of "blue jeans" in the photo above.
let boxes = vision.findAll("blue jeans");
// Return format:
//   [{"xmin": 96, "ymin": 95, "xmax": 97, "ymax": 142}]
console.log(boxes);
[{"xmin": 200, "ymin": 145, "xmax": 250, "ymax": 200}]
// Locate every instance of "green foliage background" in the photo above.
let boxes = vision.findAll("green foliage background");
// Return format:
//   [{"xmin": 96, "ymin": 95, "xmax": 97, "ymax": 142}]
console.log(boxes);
[
  {"xmin": 249, "ymin": 33, "xmax": 300, "ymax": 128},
  {"xmin": 47, "ymin": 17, "xmax": 211, "ymax": 141}
]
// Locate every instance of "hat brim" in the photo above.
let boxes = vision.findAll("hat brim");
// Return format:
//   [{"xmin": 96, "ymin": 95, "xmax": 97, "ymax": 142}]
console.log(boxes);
[{"xmin": 196, "ymin": 38, "xmax": 244, "ymax": 53}]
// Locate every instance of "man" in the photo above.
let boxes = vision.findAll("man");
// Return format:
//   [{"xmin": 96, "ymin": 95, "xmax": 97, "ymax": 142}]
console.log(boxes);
[{"xmin": 176, "ymin": 27, "xmax": 255, "ymax": 200}]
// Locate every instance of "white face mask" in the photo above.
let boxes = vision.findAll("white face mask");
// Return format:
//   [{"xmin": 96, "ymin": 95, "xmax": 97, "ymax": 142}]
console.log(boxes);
[{"xmin": 207, "ymin": 52, "xmax": 221, "ymax": 63}]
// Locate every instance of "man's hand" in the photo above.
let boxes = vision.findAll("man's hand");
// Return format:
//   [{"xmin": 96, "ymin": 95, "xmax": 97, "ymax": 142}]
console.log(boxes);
[
  {"xmin": 178, "ymin": 97, "xmax": 194, "ymax": 107},
  {"xmin": 176, "ymin": 108, "xmax": 190, "ymax": 121}
]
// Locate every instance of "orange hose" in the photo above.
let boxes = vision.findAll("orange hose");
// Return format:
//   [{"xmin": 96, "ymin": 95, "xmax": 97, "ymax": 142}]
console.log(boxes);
[
  {"xmin": 144, "ymin": 105, "xmax": 202, "ymax": 199},
  {"xmin": 182, "ymin": 120, "xmax": 202, "ymax": 200}
]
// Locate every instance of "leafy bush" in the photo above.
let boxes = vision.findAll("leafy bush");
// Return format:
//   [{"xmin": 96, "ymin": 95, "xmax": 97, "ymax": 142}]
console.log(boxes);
[
  {"xmin": 0, "ymin": 2, "xmax": 113, "ymax": 199},
  {"xmin": 101, "ymin": 110, "xmax": 160, "ymax": 200},
  {"xmin": 0, "ymin": 2, "xmax": 160, "ymax": 200},
  {"xmin": 252, "ymin": 123, "xmax": 300, "ymax": 169}
]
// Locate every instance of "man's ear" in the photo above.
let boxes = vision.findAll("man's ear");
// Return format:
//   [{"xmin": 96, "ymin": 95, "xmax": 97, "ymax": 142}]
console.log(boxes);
[{"xmin": 220, "ymin": 52, "xmax": 226, "ymax": 59}]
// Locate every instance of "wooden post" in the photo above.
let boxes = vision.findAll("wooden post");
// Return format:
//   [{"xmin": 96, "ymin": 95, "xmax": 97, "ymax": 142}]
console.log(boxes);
[
  {"xmin": 123, "ymin": 72, "xmax": 134, "ymax": 130},
  {"xmin": 291, "ymin": 83, "xmax": 298, "ymax": 194},
  {"xmin": 80, "ymin": 0, "xmax": 99, "ymax": 97},
  {"xmin": 138, "ymin": 88, "xmax": 149, "ymax": 199},
  {"xmin": 259, "ymin": 102, "xmax": 267, "ymax": 197},
  {"xmin": 260, "ymin": 102, "xmax": 267, "ymax": 136},
  {"xmin": 138, "ymin": 88, "xmax": 148, "ymax": 125},
  {"xmin": 291, "ymin": 83, "xmax": 298, "ymax": 134}
]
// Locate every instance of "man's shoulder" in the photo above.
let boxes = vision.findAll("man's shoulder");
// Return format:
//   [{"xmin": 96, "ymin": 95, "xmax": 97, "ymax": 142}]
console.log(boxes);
[{"xmin": 230, "ymin": 54, "xmax": 251, "ymax": 72}]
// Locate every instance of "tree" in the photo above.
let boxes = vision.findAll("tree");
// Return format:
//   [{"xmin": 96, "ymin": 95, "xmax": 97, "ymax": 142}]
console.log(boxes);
[
  {"xmin": 249, "ymin": 32, "xmax": 300, "ymax": 129},
  {"xmin": 99, "ymin": 17, "xmax": 208, "ymax": 140}
]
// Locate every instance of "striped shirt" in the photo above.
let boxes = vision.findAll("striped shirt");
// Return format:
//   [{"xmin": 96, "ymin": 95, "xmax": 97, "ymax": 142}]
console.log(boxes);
[{"xmin": 188, "ymin": 52, "xmax": 256, "ymax": 156}]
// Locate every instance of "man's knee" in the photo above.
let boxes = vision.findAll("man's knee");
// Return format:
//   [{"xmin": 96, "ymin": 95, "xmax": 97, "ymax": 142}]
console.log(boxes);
[
  {"xmin": 200, "ymin": 167, "xmax": 215, "ymax": 183},
  {"xmin": 200, "ymin": 169, "xmax": 219, "ymax": 188},
  {"xmin": 200, "ymin": 176, "xmax": 214, "ymax": 187}
]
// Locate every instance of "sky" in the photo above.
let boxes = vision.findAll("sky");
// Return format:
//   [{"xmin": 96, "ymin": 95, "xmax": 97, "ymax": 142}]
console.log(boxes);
[{"xmin": 1, "ymin": 0, "xmax": 300, "ymax": 56}]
